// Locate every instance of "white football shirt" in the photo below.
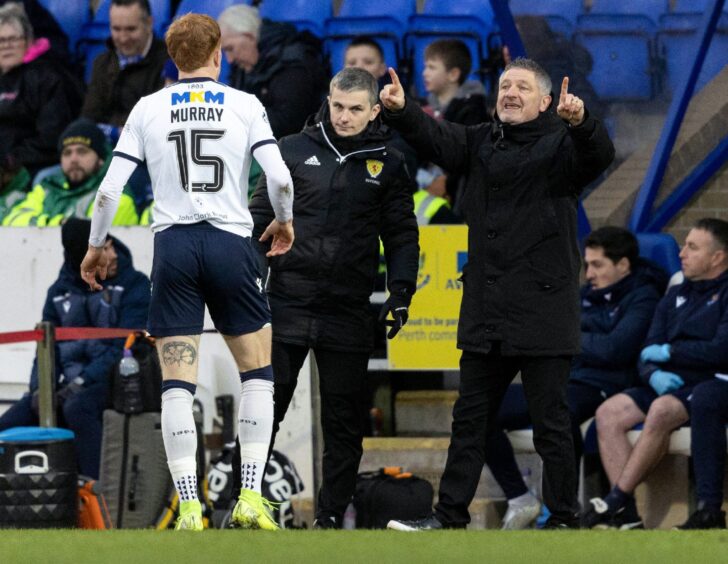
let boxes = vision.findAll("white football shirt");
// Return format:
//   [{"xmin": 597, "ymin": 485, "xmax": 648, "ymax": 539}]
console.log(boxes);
[{"xmin": 114, "ymin": 77, "xmax": 276, "ymax": 238}]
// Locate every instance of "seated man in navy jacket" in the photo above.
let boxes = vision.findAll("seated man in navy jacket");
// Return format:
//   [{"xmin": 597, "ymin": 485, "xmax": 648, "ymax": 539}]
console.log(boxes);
[
  {"xmin": 484, "ymin": 226, "xmax": 667, "ymax": 529},
  {"xmin": 0, "ymin": 218, "xmax": 150, "ymax": 478},
  {"xmin": 675, "ymin": 375, "xmax": 728, "ymax": 529},
  {"xmin": 583, "ymin": 218, "xmax": 728, "ymax": 529}
]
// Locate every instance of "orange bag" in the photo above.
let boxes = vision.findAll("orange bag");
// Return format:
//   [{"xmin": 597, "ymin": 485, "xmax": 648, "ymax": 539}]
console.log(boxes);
[{"xmin": 78, "ymin": 479, "xmax": 113, "ymax": 529}]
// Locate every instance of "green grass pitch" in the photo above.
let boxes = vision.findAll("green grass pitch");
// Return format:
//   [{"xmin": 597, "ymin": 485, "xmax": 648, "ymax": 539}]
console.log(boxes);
[{"xmin": 3, "ymin": 530, "xmax": 728, "ymax": 564}]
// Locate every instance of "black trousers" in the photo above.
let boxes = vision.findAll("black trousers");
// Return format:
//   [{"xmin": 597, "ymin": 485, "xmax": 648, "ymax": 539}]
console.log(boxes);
[
  {"xmin": 690, "ymin": 379, "xmax": 728, "ymax": 510},
  {"xmin": 434, "ymin": 347, "xmax": 579, "ymax": 526},
  {"xmin": 271, "ymin": 341, "xmax": 370, "ymax": 524},
  {"xmin": 484, "ymin": 381, "xmax": 605, "ymax": 500}
]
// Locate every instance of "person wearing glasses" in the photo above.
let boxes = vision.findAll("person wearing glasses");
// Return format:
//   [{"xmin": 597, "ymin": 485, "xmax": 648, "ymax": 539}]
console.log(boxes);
[{"xmin": 0, "ymin": 4, "xmax": 81, "ymax": 180}]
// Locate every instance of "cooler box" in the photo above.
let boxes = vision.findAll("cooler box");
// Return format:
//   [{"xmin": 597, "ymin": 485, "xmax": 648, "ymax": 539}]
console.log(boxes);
[{"xmin": 0, "ymin": 427, "xmax": 78, "ymax": 528}]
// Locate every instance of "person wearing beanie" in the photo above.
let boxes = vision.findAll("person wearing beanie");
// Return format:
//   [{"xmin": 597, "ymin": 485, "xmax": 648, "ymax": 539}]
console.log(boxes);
[
  {"xmin": 0, "ymin": 217, "xmax": 151, "ymax": 479},
  {"xmin": 2, "ymin": 119, "xmax": 138, "ymax": 226}
]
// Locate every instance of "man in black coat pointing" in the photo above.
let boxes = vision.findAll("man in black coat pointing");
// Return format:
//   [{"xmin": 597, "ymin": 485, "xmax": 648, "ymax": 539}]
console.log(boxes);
[{"xmin": 382, "ymin": 58, "xmax": 615, "ymax": 530}]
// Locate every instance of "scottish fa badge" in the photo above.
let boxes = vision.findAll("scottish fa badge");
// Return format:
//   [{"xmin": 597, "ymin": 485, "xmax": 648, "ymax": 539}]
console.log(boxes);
[
  {"xmin": 676, "ymin": 296, "xmax": 686, "ymax": 308},
  {"xmin": 366, "ymin": 159, "xmax": 384, "ymax": 178}
]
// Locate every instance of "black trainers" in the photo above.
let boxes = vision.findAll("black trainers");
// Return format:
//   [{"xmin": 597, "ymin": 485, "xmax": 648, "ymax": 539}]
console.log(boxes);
[
  {"xmin": 542, "ymin": 515, "xmax": 580, "ymax": 529},
  {"xmin": 675, "ymin": 508, "xmax": 727, "ymax": 530},
  {"xmin": 313, "ymin": 516, "xmax": 340, "ymax": 529},
  {"xmin": 387, "ymin": 514, "xmax": 445, "ymax": 531},
  {"xmin": 581, "ymin": 498, "xmax": 612, "ymax": 529},
  {"xmin": 581, "ymin": 498, "xmax": 643, "ymax": 530},
  {"xmin": 607, "ymin": 503, "xmax": 644, "ymax": 530}
]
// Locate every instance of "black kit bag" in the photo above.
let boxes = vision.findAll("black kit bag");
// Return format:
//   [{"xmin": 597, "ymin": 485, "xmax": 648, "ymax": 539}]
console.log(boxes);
[
  {"xmin": 109, "ymin": 332, "xmax": 162, "ymax": 414},
  {"xmin": 354, "ymin": 467, "xmax": 433, "ymax": 529}
]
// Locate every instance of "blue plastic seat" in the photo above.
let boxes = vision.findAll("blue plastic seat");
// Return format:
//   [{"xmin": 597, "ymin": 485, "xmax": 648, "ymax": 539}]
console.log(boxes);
[
  {"xmin": 587, "ymin": 0, "xmax": 668, "ymax": 25},
  {"xmin": 509, "ymin": 0, "xmax": 585, "ymax": 38},
  {"xmin": 670, "ymin": 0, "xmax": 728, "ymax": 14},
  {"xmin": 174, "ymin": 0, "xmax": 249, "ymax": 20},
  {"xmin": 259, "ymin": 0, "xmax": 331, "ymax": 37},
  {"xmin": 509, "ymin": 0, "xmax": 583, "ymax": 23},
  {"xmin": 325, "ymin": 0, "xmax": 415, "ymax": 75},
  {"xmin": 37, "ymin": 0, "xmax": 91, "ymax": 53},
  {"xmin": 575, "ymin": 14, "xmax": 657, "ymax": 101},
  {"xmin": 407, "ymin": 0, "xmax": 496, "ymax": 98},
  {"xmin": 657, "ymin": 13, "xmax": 728, "ymax": 99},
  {"xmin": 636, "ymin": 232, "xmax": 681, "ymax": 275}
]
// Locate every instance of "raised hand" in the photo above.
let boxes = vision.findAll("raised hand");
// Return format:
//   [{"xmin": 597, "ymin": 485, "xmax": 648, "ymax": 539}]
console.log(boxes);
[
  {"xmin": 80, "ymin": 246, "xmax": 107, "ymax": 291},
  {"xmin": 380, "ymin": 67, "xmax": 405, "ymax": 111},
  {"xmin": 260, "ymin": 219, "xmax": 295, "ymax": 257},
  {"xmin": 556, "ymin": 77, "xmax": 585, "ymax": 126}
]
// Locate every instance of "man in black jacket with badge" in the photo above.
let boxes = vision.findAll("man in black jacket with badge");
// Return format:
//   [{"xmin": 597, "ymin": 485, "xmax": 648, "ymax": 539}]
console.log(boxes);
[
  {"xmin": 382, "ymin": 58, "xmax": 615, "ymax": 530},
  {"xmin": 250, "ymin": 67, "xmax": 419, "ymax": 529}
]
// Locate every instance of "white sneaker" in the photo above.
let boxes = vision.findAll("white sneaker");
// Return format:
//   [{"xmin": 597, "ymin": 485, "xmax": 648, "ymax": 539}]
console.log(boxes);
[{"xmin": 501, "ymin": 497, "xmax": 541, "ymax": 530}]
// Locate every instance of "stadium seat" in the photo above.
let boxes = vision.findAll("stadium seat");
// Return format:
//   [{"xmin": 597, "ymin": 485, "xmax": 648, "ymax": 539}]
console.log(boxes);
[
  {"xmin": 671, "ymin": 0, "xmax": 728, "ymax": 14},
  {"xmin": 325, "ymin": 0, "xmax": 416, "ymax": 75},
  {"xmin": 575, "ymin": 14, "xmax": 657, "ymax": 101},
  {"xmin": 658, "ymin": 13, "xmax": 728, "ymax": 98},
  {"xmin": 509, "ymin": 0, "xmax": 582, "ymax": 37},
  {"xmin": 174, "ymin": 0, "xmax": 250, "ymax": 20},
  {"xmin": 258, "ymin": 0, "xmax": 331, "ymax": 37},
  {"xmin": 407, "ymin": 0, "xmax": 497, "ymax": 98},
  {"xmin": 37, "ymin": 0, "xmax": 91, "ymax": 54},
  {"xmin": 636, "ymin": 232, "xmax": 682, "ymax": 275},
  {"xmin": 587, "ymin": 0, "xmax": 668, "ymax": 25}
]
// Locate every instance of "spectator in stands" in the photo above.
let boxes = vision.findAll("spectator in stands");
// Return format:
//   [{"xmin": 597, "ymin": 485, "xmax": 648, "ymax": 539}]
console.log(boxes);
[
  {"xmin": 675, "ymin": 376, "xmax": 728, "ymax": 529},
  {"xmin": 3, "ymin": 119, "xmax": 138, "ymax": 226},
  {"xmin": 249, "ymin": 68, "xmax": 419, "ymax": 529},
  {"xmin": 218, "ymin": 4, "xmax": 326, "ymax": 139},
  {"xmin": 344, "ymin": 36, "xmax": 387, "ymax": 89},
  {"xmin": 418, "ymin": 39, "xmax": 489, "ymax": 217},
  {"xmin": 484, "ymin": 227, "xmax": 667, "ymax": 529},
  {"xmin": 0, "ymin": 165, "xmax": 30, "ymax": 221},
  {"xmin": 382, "ymin": 58, "xmax": 615, "ymax": 531},
  {"xmin": 583, "ymin": 218, "xmax": 728, "ymax": 529},
  {"xmin": 0, "ymin": 0, "xmax": 71, "ymax": 63},
  {"xmin": 0, "ymin": 218, "xmax": 150, "ymax": 479},
  {"xmin": 0, "ymin": 4, "xmax": 81, "ymax": 179},
  {"xmin": 81, "ymin": 0, "xmax": 167, "ymax": 137}
]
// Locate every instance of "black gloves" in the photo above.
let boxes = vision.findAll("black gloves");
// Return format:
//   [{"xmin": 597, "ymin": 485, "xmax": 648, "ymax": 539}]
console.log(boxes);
[{"xmin": 378, "ymin": 289, "xmax": 411, "ymax": 339}]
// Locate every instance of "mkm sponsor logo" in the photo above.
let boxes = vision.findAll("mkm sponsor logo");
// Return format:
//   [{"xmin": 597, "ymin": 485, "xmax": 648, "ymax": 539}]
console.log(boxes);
[{"xmin": 171, "ymin": 91, "xmax": 225, "ymax": 105}]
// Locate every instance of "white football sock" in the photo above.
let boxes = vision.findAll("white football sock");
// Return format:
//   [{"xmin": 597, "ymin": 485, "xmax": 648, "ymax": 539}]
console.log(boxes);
[
  {"xmin": 162, "ymin": 387, "xmax": 198, "ymax": 503},
  {"xmin": 238, "ymin": 378, "xmax": 274, "ymax": 494}
]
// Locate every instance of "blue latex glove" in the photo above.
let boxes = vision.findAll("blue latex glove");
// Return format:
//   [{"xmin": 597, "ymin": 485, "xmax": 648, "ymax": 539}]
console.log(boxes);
[
  {"xmin": 640, "ymin": 343, "xmax": 671, "ymax": 363},
  {"xmin": 649, "ymin": 370, "xmax": 684, "ymax": 395}
]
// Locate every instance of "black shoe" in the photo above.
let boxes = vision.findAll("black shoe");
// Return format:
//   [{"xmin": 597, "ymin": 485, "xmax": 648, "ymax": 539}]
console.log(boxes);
[
  {"xmin": 313, "ymin": 516, "xmax": 340, "ymax": 529},
  {"xmin": 387, "ymin": 514, "xmax": 445, "ymax": 531},
  {"xmin": 675, "ymin": 508, "xmax": 727, "ymax": 530},
  {"xmin": 581, "ymin": 498, "xmax": 612, "ymax": 529},
  {"xmin": 542, "ymin": 515, "xmax": 580, "ymax": 529},
  {"xmin": 606, "ymin": 503, "xmax": 644, "ymax": 530},
  {"xmin": 581, "ymin": 498, "xmax": 643, "ymax": 530}
]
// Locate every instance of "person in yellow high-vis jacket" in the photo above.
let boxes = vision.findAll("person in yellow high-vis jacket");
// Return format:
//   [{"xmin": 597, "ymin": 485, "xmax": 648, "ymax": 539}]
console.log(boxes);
[{"xmin": 3, "ymin": 119, "xmax": 138, "ymax": 226}]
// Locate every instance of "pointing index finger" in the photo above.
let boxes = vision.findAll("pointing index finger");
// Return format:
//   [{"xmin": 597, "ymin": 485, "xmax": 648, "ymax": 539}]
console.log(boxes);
[
  {"xmin": 388, "ymin": 67, "xmax": 401, "ymax": 88},
  {"xmin": 560, "ymin": 77, "xmax": 569, "ymax": 102}
]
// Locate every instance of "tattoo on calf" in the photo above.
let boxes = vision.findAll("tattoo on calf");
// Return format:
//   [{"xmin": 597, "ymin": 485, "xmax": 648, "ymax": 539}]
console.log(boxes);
[{"xmin": 162, "ymin": 341, "xmax": 197, "ymax": 366}]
